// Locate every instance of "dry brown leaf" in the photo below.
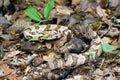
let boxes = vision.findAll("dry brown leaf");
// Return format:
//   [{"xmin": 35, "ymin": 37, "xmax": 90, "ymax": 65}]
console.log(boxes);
[
  {"xmin": 45, "ymin": 33, "xmax": 71, "ymax": 50},
  {"xmin": 50, "ymin": 9, "xmax": 57, "ymax": 18},
  {"xmin": 24, "ymin": 66, "xmax": 31, "ymax": 75},
  {"xmin": 5, "ymin": 11, "xmax": 26, "ymax": 22},
  {"xmin": 0, "ymin": 61, "xmax": 22, "ymax": 80},
  {"xmin": 56, "ymin": 6, "xmax": 74, "ymax": 15},
  {"xmin": 72, "ymin": 0, "xmax": 81, "ymax": 5},
  {"xmin": 97, "ymin": 0, "xmax": 109, "ymax": 8},
  {"xmin": 93, "ymin": 69, "xmax": 104, "ymax": 76},
  {"xmin": 96, "ymin": 6, "xmax": 108, "ymax": 18},
  {"xmin": 111, "ymin": 39, "xmax": 120, "ymax": 49},
  {"xmin": 45, "ymin": 42, "xmax": 52, "ymax": 49},
  {"xmin": 103, "ymin": 69, "xmax": 117, "ymax": 80},
  {"xmin": 3, "ymin": 49, "xmax": 23, "ymax": 60},
  {"xmin": 55, "ymin": 0, "xmax": 69, "ymax": 5},
  {"xmin": 93, "ymin": 68, "xmax": 117, "ymax": 80},
  {"xmin": 113, "ymin": 67, "xmax": 120, "ymax": 73},
  {"xmin": 109, "ymin": 0, "xmax": 119, "ymax": 8},
  {"xmin": 54, "ymin": 35, "xmax": 67, "ymax": 49},
  {"xmin": 0, "ymin": 61, "xmax": 13, "ymax": 76},
  {"xmin": 102, "ymin": 37, "xmax": 112, "ymax": 43},
  {"xmin": 43, "ymin": 52, "xmax": 60, "ymax": 62},
  {"xmin": 107, "ymin": 27, "xmax": 119, "ymax": 37},
  {"xmin": 79, "ymin": 0, "xmax": 97, "ymax": 12}
]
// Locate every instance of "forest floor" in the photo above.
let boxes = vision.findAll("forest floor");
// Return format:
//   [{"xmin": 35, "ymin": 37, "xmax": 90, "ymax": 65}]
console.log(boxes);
[{"xmin": 0, "ymin": 0, "xmax": 120, "ymax": 80}]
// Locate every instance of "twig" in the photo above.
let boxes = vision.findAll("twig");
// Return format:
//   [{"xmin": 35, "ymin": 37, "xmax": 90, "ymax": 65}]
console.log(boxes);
[
  {"xmin": 100, "ymin": 23, "xmax": 112, "ymax": 38},
  {"xmin": 99, "ymin": 58, "xmax": 105, "ymax": 68}
]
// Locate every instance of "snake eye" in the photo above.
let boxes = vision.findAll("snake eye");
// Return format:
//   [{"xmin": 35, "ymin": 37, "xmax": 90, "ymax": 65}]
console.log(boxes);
[{"xmin": 38, "ymin": 37, "xmax": 44, "ymax": 42}]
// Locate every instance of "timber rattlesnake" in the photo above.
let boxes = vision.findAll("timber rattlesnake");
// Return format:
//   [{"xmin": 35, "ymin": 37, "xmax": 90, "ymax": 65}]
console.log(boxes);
[{"xmin": 23, "ymin": 24, "xmax": 102, "ymax": 80}]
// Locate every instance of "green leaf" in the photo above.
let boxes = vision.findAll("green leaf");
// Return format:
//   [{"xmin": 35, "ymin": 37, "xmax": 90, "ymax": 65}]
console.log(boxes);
[
  {"xmin": 40, "ymin": 35, "xmax": 49, "ymax": 40},
  {"xmin": 44, "ymin": 0, "xmax": 54, "ymax": 19},
  {"xmin": 89, "ymin": 49, "xmax": 95, "ymax": 60},
  {"xmin": 102, "ymin": 43, "xmax": 116, "ymax": 53},
  {"xmin": 28, "ymin": 38, "xmax": 39, "ymax": 42},
  {"xmin": 25, "ymin": 7, "xmax": 41, "ymax": 22}
]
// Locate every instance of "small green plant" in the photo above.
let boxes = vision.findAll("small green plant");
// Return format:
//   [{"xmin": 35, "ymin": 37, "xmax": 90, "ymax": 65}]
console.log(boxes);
[
  {"xmin": 102, "ymin": 43, "xmax": 117, "ymax": 54},
  {"xmin": 28, "ymin": 35, "xmax": 49, "ymax": 42},
  {"xmin": 40, "ymin": 35, "xmax": 49, "ymax": 40},
  {"xmin": 89, "ymin": 49, "xmax": 95, "ymax": 61},
  {"xmin": 25, "ymin": 0, "xmax": 54, "ymax": 23},
  {"xmin": 25, "ymin": 0, "xmax": 54, "ymax": 41},
  {"xmin": 28, "ymin": 38, "xmax": 39, "ymax": 42},
  {"xmin": 44, "ymin": 0, "xmax": 54, "ymax": 19},
  {"xmin": 25, "ymin": 7, "xmax": 41, "ymax": 22}
]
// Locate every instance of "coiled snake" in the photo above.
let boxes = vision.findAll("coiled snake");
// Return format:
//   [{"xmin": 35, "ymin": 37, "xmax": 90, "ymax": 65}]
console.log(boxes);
[{"xmin": 23, "ymin": 24, "xmax": 102, "ymax": 80}]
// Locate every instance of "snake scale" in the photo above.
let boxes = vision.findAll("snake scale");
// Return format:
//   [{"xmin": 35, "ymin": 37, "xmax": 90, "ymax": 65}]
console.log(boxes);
[{"xmin": 23, "ymin": 24, "xmax": 102, "ymax": 80}]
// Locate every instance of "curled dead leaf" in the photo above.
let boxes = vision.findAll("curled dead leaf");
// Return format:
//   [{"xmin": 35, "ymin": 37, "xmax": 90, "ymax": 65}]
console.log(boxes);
[
  {"xmin": 43, "ymin": 52, "xmax": 60, "ymax": 62},
  {"xmin": 102, "ymin": 37, "xmax": 112, "ymax": 43},
  {"xmin": 113, "ymin": 67, "xmax": 120, "ymax": 73},
  {"xmin": 96, "ymin": 6, "xmax": 108, "ymax": 18},
  {"xmin": 72, "ymin": 0, "xmax": 81, "ymax": 5},
  {"xmin": 107, "ymin": 27, "xmax": 119, "ymax": 37},
  {"xmin": 54, "ymin": 35, "xmax": 68, "ymax": 49},
  {"xmin": 109, "ymin": 0, "xmax": 119, "ymax": 8},
  {"xmin": 111, "ymin": 39, "xmax": 120, "ymax": 49},
  {"xmin": 0, "ymin": 61, "xmax": 22, "ymax": 79},
  {"xmin": 24, "ymin": 66, "xmax": 31, "ymax": 75},
  {"xmin": 45, "ymin": 42, "xmax": 52, "ymax": 49},
  {"xmin": 55, "ymin": 0, "xmax": 69, "ymax": 5},
  {"xmin": 93, "ymin": 68, "xmax": 117, "ymax": 80},
  {"xmin": 56, "ymin": 6, "xmax": 74, "ymax": 15}
]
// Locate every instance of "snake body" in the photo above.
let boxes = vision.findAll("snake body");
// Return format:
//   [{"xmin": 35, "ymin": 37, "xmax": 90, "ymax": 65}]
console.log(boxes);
[
  {"xmin": 23, "ymin": 24, "xmax": 102, "ymax": 80},
  {"xmin": 23, "ymin": 24, "xmax": 72, "ymax": 41}
]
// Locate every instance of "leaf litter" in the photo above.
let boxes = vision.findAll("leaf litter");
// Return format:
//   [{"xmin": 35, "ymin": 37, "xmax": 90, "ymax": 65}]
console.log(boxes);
[{"xmin": 0, "ymin": 0, "xmax": 120, "ymax": 80}]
